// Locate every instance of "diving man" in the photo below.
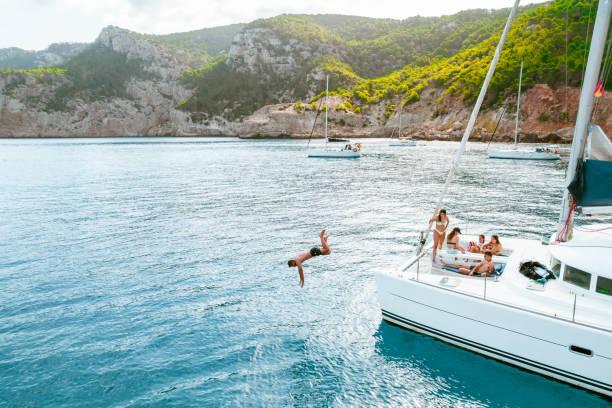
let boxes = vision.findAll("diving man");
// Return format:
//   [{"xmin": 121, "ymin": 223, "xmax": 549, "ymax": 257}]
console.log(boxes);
[{"xmin": 287, "ymin": 230, "xmax": 331, "ymax": 287}]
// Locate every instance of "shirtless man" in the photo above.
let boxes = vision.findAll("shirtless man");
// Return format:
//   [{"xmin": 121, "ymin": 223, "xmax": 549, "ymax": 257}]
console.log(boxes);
[
  {"xmin": 443, "ymin": 251, "xmax": 495, "ymax": 276},
  {"xmin": 288, "ymin": 230, "xmax": 331, "ymax": 287}
]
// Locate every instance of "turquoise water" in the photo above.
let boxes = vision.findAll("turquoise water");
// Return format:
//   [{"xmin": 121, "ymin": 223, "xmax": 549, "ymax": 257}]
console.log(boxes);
[{"xmin": 0, "ymin": 137, "xmax": 607, "ymax": 407}]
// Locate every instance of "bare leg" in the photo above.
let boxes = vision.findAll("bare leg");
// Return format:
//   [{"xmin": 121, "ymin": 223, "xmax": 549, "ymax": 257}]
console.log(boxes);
[
  {"xmin": 320, "ymin": 230, "xmax": 331, "ymax": 255},
  {"xmin": 439, "ymin": 232, "xmax": 446, "ymax": 250},
  {"xmin": 432, "ymin": 232, "xmax": 439, "ymax": 261},
  {"xmin": 459, "ymin": 267, "xmax": 474, "ymax": 275},
  {"xmin": 442, "ymin": 261, "xmax": 472, "ymax": 275}
]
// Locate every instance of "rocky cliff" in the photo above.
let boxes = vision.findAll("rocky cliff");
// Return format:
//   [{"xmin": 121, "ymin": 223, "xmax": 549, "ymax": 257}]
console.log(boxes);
[
  {"xmin": 0, "ymin": 27, "xmax": 233, "ymax": 137},
  {"xmin": 1, "ymin": 2, "xmax": 610, "ymax": 140},
  {"xmin": 233, "ymin": 85, "xmax": 612, "ymax": 142}
]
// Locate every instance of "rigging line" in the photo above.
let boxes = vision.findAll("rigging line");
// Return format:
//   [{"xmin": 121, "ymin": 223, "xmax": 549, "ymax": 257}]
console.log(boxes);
[
  {"xmin": 485, "ymin": 107, "xmax": 507, "ymax": 150},
  {"xmin": 306, "ymin": 97, "xmax": 324, "ymax": 149},
  {"xmin": 565, "ymin": 0, "xmax": 569, "ymax": 111},
  {"xmin": 591, "ymin": 27, "xmax": 612, "ymax": 122},
  {"xmin": 418, "ymin": 0, "xmax": 520, "ymax": 255},
  {"xmin": 580, "ymin": 0, "xmax": 595, "ymax": 87}
]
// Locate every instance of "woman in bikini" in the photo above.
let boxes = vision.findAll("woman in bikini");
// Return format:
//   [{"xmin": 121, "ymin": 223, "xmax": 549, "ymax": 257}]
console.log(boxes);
[
  {"xmin": 446, "ymin": 227, "xmax": 466, "ymax": 254},
  {"xmin": 429, "ymin": 209, "xmax": 449, "ymax": 261},
  {"xmin": 482, "ymin": 235, "xmax": 503, "ymax": 255}
]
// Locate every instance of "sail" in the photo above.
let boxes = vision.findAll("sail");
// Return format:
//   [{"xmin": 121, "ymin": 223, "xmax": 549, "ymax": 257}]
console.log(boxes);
[
  {"xmin": 568, "ymin": 126, "xmax": 612, "ymax": 211},
  {"xmin": 587, "ymin": 125, "xmax": 612, "ymax": 161}
]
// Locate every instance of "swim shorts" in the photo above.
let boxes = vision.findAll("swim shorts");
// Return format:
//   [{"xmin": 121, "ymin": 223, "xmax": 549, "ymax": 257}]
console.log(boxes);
[{"xmin": 310, "ymin": 247, "xmax": 322, "ymax": 257}]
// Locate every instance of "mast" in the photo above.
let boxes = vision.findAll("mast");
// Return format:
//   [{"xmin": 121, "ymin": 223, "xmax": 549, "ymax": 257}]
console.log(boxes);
[
  {"xmin": 399, "ymin": 105, "xmax": 402, "ymax": 139},
  {"xmin": 514, "ymin": 60, "xmax": 523, "ymax": 149},
  {"xmin": 419, "ymin": 0, "xmax": 521, "ymax": 253},
  {"xmin": 325, "ymin": 75, "xmax": 329, "ymax": 145},
  {"xmin": 558, "ymin": 0, "xmax": 611, "ymax": 240}
]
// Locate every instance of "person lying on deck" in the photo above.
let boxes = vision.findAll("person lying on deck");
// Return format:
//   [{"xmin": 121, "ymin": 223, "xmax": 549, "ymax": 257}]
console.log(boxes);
[
  {"xmin": 482, "ymin": 235, "xmax": 503, "ymax": 255},
  {"xmin": 446, "ymin": 227, "xmax": 466, "ymax": 254},
  {"xmin": 443, "ymin": 251, "xmax": 495, "ymax": 276},
  {"xmin": 287, "ymin": 230, "xmax": 331, "ymax": 288}
]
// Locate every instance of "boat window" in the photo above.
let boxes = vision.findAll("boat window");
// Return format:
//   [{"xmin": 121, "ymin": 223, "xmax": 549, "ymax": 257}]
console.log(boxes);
[
  {"xmin": 551, "ymin": 259, "xmax": 561, "ymax": 278},
  {"xmin": 562, "ymin": 265, "xmax": 591, "ymax": 290},
  {"xmin": 596, "ymin": 276, "xmax": 612, "ymax": 297}
]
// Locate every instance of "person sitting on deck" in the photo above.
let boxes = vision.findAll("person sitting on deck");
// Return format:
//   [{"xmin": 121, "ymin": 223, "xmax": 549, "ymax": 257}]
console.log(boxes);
[
  {"xmin": 468, "ymin": 234, "xmax": 486, "ymax": 253},
  {"xmin": 287, "ymin": 230, "xmax": 331, "ymax": 288},
  {"xmin": 446, "ymin": 227, "xmax": 466, "ymax": 254},
  {"xmin": 443, "ymin": 251, "xmax": 495, "ymax": 276},
  {"xmin": 482, "ymin": 235, "xmax": 503, "ymax": 255}
]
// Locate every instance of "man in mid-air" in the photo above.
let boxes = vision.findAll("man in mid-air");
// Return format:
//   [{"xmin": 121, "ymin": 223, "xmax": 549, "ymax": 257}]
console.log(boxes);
[{"xmin": 288, "ymin": 230, "xmax": 331, "ymax": 287}]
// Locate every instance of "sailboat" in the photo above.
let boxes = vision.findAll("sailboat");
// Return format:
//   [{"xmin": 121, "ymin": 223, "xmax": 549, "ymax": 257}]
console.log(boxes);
[
  {"xmin": 307, "ymin": 76, "xmax": 361, "ymax": 158},
  {"xmin": 488, "ymin": 60, "xmax": 560, "ymax": 160},
  {"xmin": 389, "ymin": 104, "xmax": 416, "ymax": 146},
  {"xmin": 376, "ymin": 0, "xmax": 612, "ymax": 397}
]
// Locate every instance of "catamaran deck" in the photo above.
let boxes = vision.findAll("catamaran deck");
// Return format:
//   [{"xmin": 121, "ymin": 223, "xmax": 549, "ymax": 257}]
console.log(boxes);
[{"xmin": 389, "ymin": 235, "xmax": 612, "ymax": 332}]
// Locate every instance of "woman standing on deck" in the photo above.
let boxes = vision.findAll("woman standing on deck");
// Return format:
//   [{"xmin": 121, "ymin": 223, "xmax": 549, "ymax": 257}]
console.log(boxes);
[{"xmin": 430, "ymin": 209, "xmax": 449, "ymax": 261}]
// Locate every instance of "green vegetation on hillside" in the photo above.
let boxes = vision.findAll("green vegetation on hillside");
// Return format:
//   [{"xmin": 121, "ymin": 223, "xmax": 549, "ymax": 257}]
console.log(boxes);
[
  {"xmin": 143, "ymin": 24, "xmax": 244, "ymax": 67},
  {"xmin": 248, "ymin": 7, "xmax": 543, "ymax": 78},
  {"xmin": 320, "ymin": 0, "xmax": 608, "ymax": 109},
  {"xmin": 179, "ymin": 56, "xmax": 314, "ymax": 120},
  {"xmin": 46, "ymin": 43, "xmax": 153, "ymax": 111},
  {"xmin": 180, "ymin": 0, "xmax": 603, "ymax": 120},
  {"xmin": 3, "ymin": 0, "xmax": 607, "ymax": 122}
]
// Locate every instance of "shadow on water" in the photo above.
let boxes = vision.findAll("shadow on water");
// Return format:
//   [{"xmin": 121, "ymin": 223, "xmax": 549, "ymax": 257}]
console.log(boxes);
[{"xmin": 374, "ymin": 321, "xmax": 610, "ymax": 407}]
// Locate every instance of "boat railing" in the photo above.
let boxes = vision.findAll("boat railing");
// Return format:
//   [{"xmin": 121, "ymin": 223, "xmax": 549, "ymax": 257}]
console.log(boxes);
[{"xmin": 394, "ymin": 246, "xmax": 612, "ymax": 333}]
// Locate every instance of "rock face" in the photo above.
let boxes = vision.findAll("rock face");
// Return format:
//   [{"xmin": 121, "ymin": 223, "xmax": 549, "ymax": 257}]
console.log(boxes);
[
  {"xmin": 1, "ymin": 24, "xmax": 610, "ymax": 141},
  {"xmin": 227, "ymin": 27, "xmax": 340, "ymax": 77},
  {"xmin": 0, "ymin": 27, "xmax": 235, "ymax": 137},
  {"xmin": 0, "ymin": 43, "xmax": 88, "ymax": 69}
]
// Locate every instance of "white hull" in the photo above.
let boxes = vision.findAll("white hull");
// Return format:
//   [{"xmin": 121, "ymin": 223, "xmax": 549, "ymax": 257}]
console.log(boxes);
[
  {"xmin": 376, "ymin": 271, "xmax": 612, "ymax": 396},
  {"xmin": 487, "ymin": 149, "xmax": 560, "ymax": 160},
  {"xmin": 389, "ymin": 139, "xmax": 416, "ymax": 146},
  {"xmin": 307, "ymin": 149, "xmax": 360, "ymax": 158}
]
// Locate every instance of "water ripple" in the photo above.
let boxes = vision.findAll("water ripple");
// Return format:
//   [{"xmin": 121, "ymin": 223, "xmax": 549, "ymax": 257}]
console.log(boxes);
[{"xmin": 0, "ymin": 138, "xmax": 607, "ymax": 407}]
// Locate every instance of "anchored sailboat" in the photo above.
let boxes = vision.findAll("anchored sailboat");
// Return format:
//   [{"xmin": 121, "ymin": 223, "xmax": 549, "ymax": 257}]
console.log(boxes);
[
  {"xmin": 376, "ymin": 0, "xmax": 612, "ymax": 397},
  {"xmin": 389, "ymin": 104, "xmax": 416, "ymax": 146},
  {"xmin": 488, "ymin": 60, "xmax": 560, "ymax": 160},
  {"xmin": 307, "ymin": 76, "xmax": 361, "ymax": 158}
]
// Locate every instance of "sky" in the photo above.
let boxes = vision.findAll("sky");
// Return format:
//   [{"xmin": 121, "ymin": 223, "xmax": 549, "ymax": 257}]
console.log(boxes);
[{"xmin": 1, "ymin": 0, "xmax": 550, "ymax": 50}]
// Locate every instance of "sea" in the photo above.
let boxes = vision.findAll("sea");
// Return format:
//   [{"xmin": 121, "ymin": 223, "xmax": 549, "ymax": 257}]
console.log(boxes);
[{"xmin": 0, "ymin": 137, "xmax": 608, "ymax": 407}]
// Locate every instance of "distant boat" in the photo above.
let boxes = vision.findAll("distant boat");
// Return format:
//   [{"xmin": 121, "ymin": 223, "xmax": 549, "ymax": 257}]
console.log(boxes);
[
  {"xmin": 308, "ymin": 76, "xmax": 361, "ymax": 158},
  {"xmin": 389, "ymin": 104, "xmax": 416, "ymax": 147},
  {"xmin": 328, "ymin": 137, "xmax": 349, "ymax": 142},
  {"xmin": 488, "ymin": 60, "xmax": 559, "ymax": 160}
]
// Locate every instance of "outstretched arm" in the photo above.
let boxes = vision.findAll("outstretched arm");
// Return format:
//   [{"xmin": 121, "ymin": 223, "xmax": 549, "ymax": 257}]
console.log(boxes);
[{"xmin": 297, "ymin": 264, "xmax": 304, "ymax": 287}]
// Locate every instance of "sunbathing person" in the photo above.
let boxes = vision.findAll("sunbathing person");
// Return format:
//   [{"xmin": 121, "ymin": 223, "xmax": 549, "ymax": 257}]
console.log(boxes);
[
  {"xmin": 468, "ymin": 234, "xmax": 485, "ymax": 253},
  {"xmin": 443, "ymin": 251, "xmax": 495, "ymax": 276},
  {"xmin": 446, "ymin": 227, "xmax": 466, "ymax": 254},
  {"xmin": 482, "ymin": 235, "xmax": 503, "ymax": 255}
]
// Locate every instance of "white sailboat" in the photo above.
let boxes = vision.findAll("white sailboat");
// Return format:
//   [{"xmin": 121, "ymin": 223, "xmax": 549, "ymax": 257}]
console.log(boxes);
[
  {"xmin": 376, "ymin": 0, "xmax": 612, "ymax": 397},
  {"xmin": 488, "ymin": 60, "xmax": 560, "ymax": 160},
  {"xmin": 307, "ymin": 76, "xmax": 361, "ymax": 158},
  {"xmin": 389, "ymin": 104, "xmax": 416, "ymax": 146}
]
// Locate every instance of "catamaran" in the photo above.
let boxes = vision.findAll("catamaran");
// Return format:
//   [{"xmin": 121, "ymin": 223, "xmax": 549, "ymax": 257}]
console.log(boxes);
[
  {"xmin": 488, "ymin": 60, "xmax": 560, "ymax": 160},
  {"xmin": 307, "ymin": 76, "xmax": 361, "ymax": 158},
  {"xmin": 376, "ymin": 0, "xmax": 612, "ymax": 397},
  {"xmin": 389, "ymin": 104, "xmax": 416, "ymax": 147}
]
